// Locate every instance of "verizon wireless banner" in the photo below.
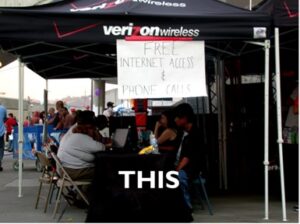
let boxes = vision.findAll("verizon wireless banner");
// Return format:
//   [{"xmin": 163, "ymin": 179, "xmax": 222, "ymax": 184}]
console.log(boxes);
[
  {"xmin": 117, "ymin": 40, "xmax": 207, "ymax": 99},
  {"xmin": 0, "ymin": 0, "xmax": 270, "ymax": 44}
]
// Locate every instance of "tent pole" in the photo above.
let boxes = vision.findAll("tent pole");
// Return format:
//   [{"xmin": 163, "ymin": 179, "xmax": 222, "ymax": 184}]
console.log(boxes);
[
  {"xmin": 18, "ymin": 59, "xmax": 24, "ymax": 198},
  {"xmin": 274, "ymin": 27, "xmax": 287, "ymax": 222},
  {"xmin": 90, "ymin": 79, "xmax": 94, "ymax": 112},
  {"xmin": 219, "ymin": 59, "xmax": 228, "ymax": 190},
  {"xmin": 42, "ymin": 80, "xmax": 48, "ymax": 144},
  {"xmin": 215, "ymin": 57, "xmax": 223, "ymax": 189},
  {"xmin": 263, "ymin": 39, "xmax": 270, "ymax": 220}
]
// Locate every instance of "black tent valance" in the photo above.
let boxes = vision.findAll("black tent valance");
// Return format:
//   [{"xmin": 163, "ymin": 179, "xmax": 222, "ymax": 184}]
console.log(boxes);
[{"xmin": 0, "ymin": 0, "xmax": 271, "ymax": 43}]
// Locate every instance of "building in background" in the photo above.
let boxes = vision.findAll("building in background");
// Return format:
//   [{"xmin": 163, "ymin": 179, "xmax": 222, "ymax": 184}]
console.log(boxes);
[{"xmin": 0, "ymin": 97, "xmax": 43, "ymax": 120}]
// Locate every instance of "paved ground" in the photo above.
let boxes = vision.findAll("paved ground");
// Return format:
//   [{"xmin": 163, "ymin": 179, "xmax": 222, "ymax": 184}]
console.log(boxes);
[{"xmin": 0, "ymin": 151, "xmax": 298, "ymax": 223}]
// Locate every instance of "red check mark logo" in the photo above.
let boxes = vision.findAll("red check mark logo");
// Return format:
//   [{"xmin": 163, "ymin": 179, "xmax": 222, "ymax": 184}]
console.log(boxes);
[
  {"xmin": 283, "ymin": 1, "xmax": 299, "ymax": 18},
  {"xmin": 70, "ymin": 0, "xmax": 131, "ymax": 10},
  {"xmin": 53, "ymin": 21, "xmax": 102, "ymax": 39}
]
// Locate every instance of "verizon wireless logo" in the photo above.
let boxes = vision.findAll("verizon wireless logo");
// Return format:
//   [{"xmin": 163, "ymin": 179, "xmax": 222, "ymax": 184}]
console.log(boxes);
[
  {"xmin": 70, "ymin": 0, "xmax": 186, "ymax": 12},
  {"xmin": 103, "ymin": 23, "xmax": 200, "ymax": 37},
  {"xmin": 133, "ymin": 0, "xmax": 186, "ymax": 7}
]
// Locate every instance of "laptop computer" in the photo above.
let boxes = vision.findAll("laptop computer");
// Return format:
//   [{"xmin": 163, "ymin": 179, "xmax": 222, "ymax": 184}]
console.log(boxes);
[{"xmin": 111, "ymin": 128, "xmax": 129, "ymax": 150}]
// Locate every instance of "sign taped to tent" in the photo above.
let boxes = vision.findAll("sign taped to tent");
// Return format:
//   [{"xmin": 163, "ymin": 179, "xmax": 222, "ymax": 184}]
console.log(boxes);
[{"xmin": 117, "ymin": 40, "xmax": 207, "ymax": 99}]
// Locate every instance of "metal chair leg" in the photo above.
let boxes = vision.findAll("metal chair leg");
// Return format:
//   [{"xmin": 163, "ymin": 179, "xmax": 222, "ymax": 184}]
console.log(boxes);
[
  {"xmin": 57, "ymin": 203, "xmax": 68, "ymax": 222},
  {"xmin": 193, "ymin": 182, "xmax": 205, "ymax": 210},
  {"xmin": 35, "ymin": 181, "xmax": 43, "ymax": 209},
  {"xmin": 44, "ymin": 181, "xmax": 54, "ymax": 213},
  {"xmin": 53, "ymin": 181, "xmax": 64, "ymax": 218},
  {"xmin": 199, "ymin": 177, "xmax": 213, "ymax": 215}
]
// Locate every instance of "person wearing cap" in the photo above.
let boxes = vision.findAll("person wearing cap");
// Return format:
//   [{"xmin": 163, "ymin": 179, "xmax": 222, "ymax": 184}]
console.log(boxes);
[
  {"xmin": 57, "ymin": 110, "xmax": 105, "ymax": 180},
  {"xmin": 103, "ymin": 102, "xmax": 114, "ymax": 119}
]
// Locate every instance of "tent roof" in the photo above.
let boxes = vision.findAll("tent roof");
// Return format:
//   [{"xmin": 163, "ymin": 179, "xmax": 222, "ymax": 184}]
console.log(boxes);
[
  {"xmin": 0, "ymin": 0, "xmax": 272, "ymax": 79},
  {"xmin": 256, "ymin": 0, "xmax": 298, "ymax": 27},
  {"xmin": 0, "ymin": 0, "xmax": 270, "ymax": 43}
]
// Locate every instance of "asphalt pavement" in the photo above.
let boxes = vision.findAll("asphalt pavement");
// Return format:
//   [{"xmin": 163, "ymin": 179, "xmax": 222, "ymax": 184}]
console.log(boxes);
[{"xmin": 0, "ymin": 151, "xmax": 298, "ymax": 223}]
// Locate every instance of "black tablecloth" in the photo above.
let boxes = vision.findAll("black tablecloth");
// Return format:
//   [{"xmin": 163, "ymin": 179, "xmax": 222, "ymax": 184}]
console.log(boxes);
[{"xmin": 86, "ymin": 152, "xmax": 193, "ymax": 222}]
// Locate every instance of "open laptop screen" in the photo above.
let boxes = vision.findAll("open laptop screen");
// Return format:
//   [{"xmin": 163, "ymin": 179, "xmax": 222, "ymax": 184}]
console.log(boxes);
[{"xmin": 112, "ymin": 128, "xmax": 129, "ymax": 149}]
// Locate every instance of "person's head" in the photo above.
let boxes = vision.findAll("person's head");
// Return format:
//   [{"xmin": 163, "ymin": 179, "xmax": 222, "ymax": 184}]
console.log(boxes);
[
  {"xmin": 70, "ymin": 108, "xmax": 76, "ymax": 115},
  {"xmin": 48, "ymin": 107, "xmax": 55, "ymax": 115},
  {"xmin": 59, "ymin": 107, "xmax": 69, "ymax": 117},
  {"xmin": 76, "ymin": 110, "xmax": 95, "ymax": 126},
  {"xmin": 33, "ymin": 111, "xmax": 40, "ymax": 118},
  {"xmin": 8, "ymin": 113, "xmax": 13, "ymax": 118},
  {"xmin": 76, "ymin": 109, "xmax": 82, "ymax": 115},
  {"xmin": 95, "ymin": 115, "xmax": 108, "ymax": 131},
  {"xmin": 173, "ymin": 103, "xmax": 195, "ymax": 129},
  {"xmin": 107, "ymin": 102, "xmax": 114, "ymax": 108},
  {"xmin": 160, "ymin": 110, "xmax": 176, "ymax": 129},
  {"xmin": 40, "ymin": 111, "xmax": 45, "ymax": 119},
  {"xmin": 72, "ymin": 109, "xmax": 81, "ymax": 123},
  {"xmin": 73, "ymin": 110, "xmax": 97, "ymax": 138},
  {"xmin": 56, "ymin": 100, "xmax": 64, "ymax": 110}
]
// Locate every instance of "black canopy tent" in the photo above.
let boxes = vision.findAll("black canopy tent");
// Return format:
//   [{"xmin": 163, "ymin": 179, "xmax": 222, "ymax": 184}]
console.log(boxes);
[
  {"xmin": 0, "ymin": 0, "xmax": 275, "ymax": 221},
  {"xmin": 272, "ymin": 0, "xmax": 298, "ymax": 219},
  {"xmin": 0, "ymin": 0, "xmax": 270, "ymax": 42},
  {"xmin": 0, "ymin": 0, "xmax": 271, "ymax": 80},
  {"xmin": 255, "ymin": 0, "xmax": 298, "ymax": 221}
]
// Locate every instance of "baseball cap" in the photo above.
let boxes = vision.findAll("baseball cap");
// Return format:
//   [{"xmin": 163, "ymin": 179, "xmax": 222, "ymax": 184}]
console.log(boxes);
[{"xmin": 107, "ymin": 102, "xmax": 114, "ymax": 107}]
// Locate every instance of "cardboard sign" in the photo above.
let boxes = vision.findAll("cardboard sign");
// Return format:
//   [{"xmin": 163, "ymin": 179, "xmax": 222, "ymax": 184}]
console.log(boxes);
[{"xmin": 117, "ymin": 40, "xmax": 207, "ymax": 99}]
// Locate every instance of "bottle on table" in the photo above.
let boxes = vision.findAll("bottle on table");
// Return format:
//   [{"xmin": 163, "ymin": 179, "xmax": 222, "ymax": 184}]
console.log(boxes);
[{"xmin": 149, "ymin": 132, "xmax": 159, "ymax": 154}]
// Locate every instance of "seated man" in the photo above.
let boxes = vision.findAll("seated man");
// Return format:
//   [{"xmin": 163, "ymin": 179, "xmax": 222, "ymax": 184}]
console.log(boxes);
[
  {"xmin": 57, "ymin": 111, "xmax": 105, "ymax": 180},
  {"xmin": 173, "ymin": 103, "xmax": 205, "ymax": 210}
]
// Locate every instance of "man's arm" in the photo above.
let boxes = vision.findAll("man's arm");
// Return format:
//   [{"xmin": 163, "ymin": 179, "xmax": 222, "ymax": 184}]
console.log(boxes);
[
  {"xmin": 176, "ymin": 157, "xmax": 190, "ymax": 171},
  {"xmin": 47, "ymin": 116, "xmax": 55, "ymax": 125}
]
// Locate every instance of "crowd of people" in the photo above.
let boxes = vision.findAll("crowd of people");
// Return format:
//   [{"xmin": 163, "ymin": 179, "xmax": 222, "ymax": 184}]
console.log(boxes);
[
  {"xmin": 0, "ymin": 100, "xmax": 101, "ymax": 171},
  {"xmin": 23, "ymin": 100, "xmax": 78, "ymax": 130},
  {"xmin": 1, "ymin": 98, "xmax": 205, "ymax": 214}
]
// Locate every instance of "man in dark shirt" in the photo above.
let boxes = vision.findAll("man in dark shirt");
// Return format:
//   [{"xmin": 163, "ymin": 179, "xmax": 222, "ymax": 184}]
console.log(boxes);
[
  {"xmin": 51, "ymin": 100, "xmax": 64, "ymax": 128},
  {"xmin": 174, "ymin": 103, "xmax": 203, "ymax": 210}
]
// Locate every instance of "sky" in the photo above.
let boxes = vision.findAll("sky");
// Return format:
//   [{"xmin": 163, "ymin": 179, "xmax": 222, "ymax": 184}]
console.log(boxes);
[{"xmin": 0, "ymin": 60, "xmax": 117, "ymax": 102}]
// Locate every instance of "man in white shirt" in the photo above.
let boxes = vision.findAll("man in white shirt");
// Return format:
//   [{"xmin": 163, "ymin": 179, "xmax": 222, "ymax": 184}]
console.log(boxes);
[{"xmin": 103, "ymin": 102, "xmax": 114, "ymax": 119}]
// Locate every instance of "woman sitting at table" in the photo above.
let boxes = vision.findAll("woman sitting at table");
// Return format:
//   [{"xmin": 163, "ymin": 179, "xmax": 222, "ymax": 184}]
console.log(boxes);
[
  {"xmin": 154, "ymin": 110, "xmax": 182, "ymax": 154},
  {"xmin": 57, "ymin": 111, "xmax": 105, "ymax": 180}
]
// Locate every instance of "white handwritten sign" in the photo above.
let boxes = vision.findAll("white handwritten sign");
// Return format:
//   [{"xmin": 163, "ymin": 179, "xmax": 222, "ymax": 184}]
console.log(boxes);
[{"xmin": 117, "ymin": 40, "xmax": 207, "ymax": 99}]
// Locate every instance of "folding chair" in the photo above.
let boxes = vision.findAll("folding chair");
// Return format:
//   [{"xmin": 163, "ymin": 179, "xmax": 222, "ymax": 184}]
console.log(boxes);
[
  {"xmin": 44, "ymin": 145, "xmax": 91, "ymax": 220},
  {"xmin": 192, "ymin": 175, "xmax": 213, "ymax": 215},
  {"xmin": 34, "ymin": 151, "xmax": 56, "ymax": 213}
]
